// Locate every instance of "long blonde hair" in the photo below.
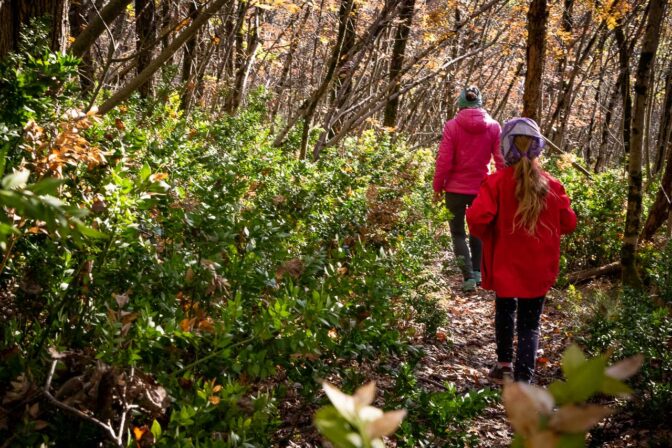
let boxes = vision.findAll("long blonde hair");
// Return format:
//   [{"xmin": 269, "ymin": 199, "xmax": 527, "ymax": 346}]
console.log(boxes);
[{"xmin": 512, "ymin": 135, "xmax": 549, "ymax": 234}]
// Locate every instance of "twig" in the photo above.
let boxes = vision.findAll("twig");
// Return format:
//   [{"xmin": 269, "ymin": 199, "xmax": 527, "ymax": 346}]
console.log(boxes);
[
  {"xmin": 117, "ymin": 367, "xmax": 136, "ymax": 444},
  {"xmin": 43, "ymin": 360, "xmax": 121, "ymax": 445},
  {"xmin": 418, "ymin": 376, "xmax": 449, "ymax": 390}
]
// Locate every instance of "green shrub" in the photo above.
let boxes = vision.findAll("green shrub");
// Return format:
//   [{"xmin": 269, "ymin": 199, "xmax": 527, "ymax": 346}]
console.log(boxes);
[
  {"xmin": 545, "ymin": 159, "xmax": 627, "ymax": 274},
  {"xmin": 386, "ymin": 362, "xmax": 496, "ymax": 447},
  {"xmin": 578, "ymin": 289, "xmax": 672, "ymax": 428},
  {"xmin": 0, "ymin": 62, "xmax": 455, "ymax": 444}
]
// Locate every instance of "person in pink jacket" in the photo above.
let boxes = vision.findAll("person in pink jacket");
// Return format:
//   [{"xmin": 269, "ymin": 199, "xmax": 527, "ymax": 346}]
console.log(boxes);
[{"xmin": 433, "ymin": 86, "xmax": 505, "ymax": 291}]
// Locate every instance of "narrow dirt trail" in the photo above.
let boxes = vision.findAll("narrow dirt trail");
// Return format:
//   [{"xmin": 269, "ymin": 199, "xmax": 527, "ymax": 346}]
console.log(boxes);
[{"xmin": 413, "ymin": 253, "xmax": 575, "ymax": 446}]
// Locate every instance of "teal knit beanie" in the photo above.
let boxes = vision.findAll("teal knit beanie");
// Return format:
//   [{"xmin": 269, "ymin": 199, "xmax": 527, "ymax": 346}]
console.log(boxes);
[{"xmin": 458, "ymin": 86, "xmax": 483, "ymax": 109}]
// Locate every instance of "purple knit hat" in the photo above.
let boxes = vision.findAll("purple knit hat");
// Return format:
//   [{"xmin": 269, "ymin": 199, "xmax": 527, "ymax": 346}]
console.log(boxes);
[{"xmin": 501, "ymin": 118, "xmax": 545, "ymax": 166}]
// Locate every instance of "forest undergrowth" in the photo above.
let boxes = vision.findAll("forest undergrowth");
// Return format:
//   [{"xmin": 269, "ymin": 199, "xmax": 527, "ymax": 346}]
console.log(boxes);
[{"xmin": 1, "ymin": 37, "xmax": 672, "ymax": 447}]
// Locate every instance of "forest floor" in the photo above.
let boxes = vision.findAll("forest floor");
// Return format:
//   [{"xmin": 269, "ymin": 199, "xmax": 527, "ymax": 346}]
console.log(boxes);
[
  {"xmin": 281, "ymin": 251, "xmax": 666, "ymax": 447},
  {"xmin": 413, "ymin": 253, "xmax": 574, "ymax": 447},
  {"xmin": 423, "ymin": 253, "xmax": 667, "ymax": 447}
]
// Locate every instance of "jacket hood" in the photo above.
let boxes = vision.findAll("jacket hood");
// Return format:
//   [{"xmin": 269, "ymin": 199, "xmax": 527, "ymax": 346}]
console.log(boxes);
[{"xmin": 455, "ymin": 108, "xmax": 490, "ymax": 134}]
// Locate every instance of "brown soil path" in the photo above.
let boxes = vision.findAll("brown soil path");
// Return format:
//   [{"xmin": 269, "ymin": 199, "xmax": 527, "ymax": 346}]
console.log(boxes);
[{"xmin": 414, "ymin": 256, "xmax": 574, "ymax": 447}]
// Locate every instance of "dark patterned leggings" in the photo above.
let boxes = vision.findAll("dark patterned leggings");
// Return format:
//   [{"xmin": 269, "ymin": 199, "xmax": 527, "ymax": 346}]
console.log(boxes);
[{"xmin": 495, "ymin": 296, "xmax": 545, "ymax": 382}]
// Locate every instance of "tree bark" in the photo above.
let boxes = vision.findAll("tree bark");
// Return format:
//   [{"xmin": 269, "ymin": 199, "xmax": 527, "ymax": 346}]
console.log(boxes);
[
  {"xmin": 641, "ymin": 65, "xmax": 672, "ymax": 240},
  {"xmin": 614, "ymin": 25, "xmax": 632, "ymax": 156},
  {"xmin": 567, "ymin": 261, "xmax": 621, "ymax": 284},
  {"xmin": 226, "ymin": 4, "xmax": 259, "ymax": 114},
  {"xmin": 135, "ymin": 0, "xmax": 157, "ymax": 98},
  {"xmin": 493, "ymin": 62, "xmax": 523, "ymax": 120},
  {"xmin": 69, "ymin": 0, "xmax": 133, "ymax": 57},
  {"xmin": 69, "ymin": 0, "xmax": 96, "ymax": 92},
  {"xmin": 621, "ymin": 0, "xmax": 667, "ymax": 287},
  {"xmin": 180, "ymin": 0, "xmax": 200, "ymax": 109},
  {"xmin": 98, "ymin": 0, "xmax": 233, "ymax": 115},
  {"xmin": 273, "ymin": 0, "xmax": 401, "ymax": 152},
  {"xmin": 382, "ymin": 0, "xmax": 415, "ymax": 128},
  {"xmin": 641, "ymin": 136, "xmax": 672, "ymax": 241},
  {"xmin": 594, "ymin": 73, "xmax": 621, "ymax": 172},
  {"xmin": 653, "ymin": 66, "xmax": 672, "ymax": 174},
  {"xmin": 522, "ymin": 0, "xmax": 548, "ymax": 122},
  {"xmin": 0, "ymin": 0, "xmax": 70, "ymax": 58}
]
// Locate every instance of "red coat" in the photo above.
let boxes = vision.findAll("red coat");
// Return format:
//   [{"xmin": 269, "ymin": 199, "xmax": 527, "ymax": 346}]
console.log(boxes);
[
  {"xmin": 466, "ymin": 167, "xmax": 577, "ymax": 298},
  {"xmin": 433, "ymin": 108, "xmax": 505, "ymax": 195}
]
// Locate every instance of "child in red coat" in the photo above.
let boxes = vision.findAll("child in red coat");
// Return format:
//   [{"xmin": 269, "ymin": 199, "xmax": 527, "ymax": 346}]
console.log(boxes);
[{"xmin": 466, "ymin": 118, "xmax": 577, "ymax": 383}]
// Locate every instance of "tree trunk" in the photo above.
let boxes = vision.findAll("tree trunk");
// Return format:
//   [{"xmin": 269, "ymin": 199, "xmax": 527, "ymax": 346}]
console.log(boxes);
[
  {"xmin": 98, "ymin": 0, "xmax": 233, "ymax": 115},
  {"xmin": 653, "ymin": 66, "xmax": 672, "ymax": 174},
  {"xmin": 621, "ymin": 0, "xmax": 667, "ymax": 287},
  {"xmin": 69, "ymin": 0, "xmax": 133, "ymax": 57},
  {"xmin": 642, "ymin": 65, "xmax": 672, "ymax": 240},
  {"xmin": 615, "ymin": 25, "xmax": 632, "ymax": 156},
  {"xmin": 493, "ymin": 62, "xmax": 523, "ymax": 120},
  {"xmin": 326, "ymin": 0, "xmax": 358, "ymax": 138},
  {"xmin": 641, "ymin": 135, "xmax": 672, "ymax": 241},
  {"xmin": 135, "ymin": 0, "xmax": 157, "ymax": 98},
  {"xmin": 382, "ymin": 0, "xmax": 415, "ymax": 128},
  {"xmin": 522, "ymin": 0, "xmax": 548, "ymax": 122},
  {"xmin": 226, "ymin": 4, "xmax": 259, "ymax": 114},
  {"xmin": 594, "ymin": 74, "xmax": 621, "ymax": 172},
  {"xmin": 0, "ymin": 0, "xmax": 70, "ymax": 58},
  {"xmin": 180, "ymin": 0, "xmax": 199, "ymax": 109},
  {"xmin": 69, "ymin": 0, "xmax": 96, "ymax": 92},
  {"xmin": 543, "ymin": 0, "xmax": 573, "ymax": 134},
  {"xmin": 273, "ymin": 0, "xmax": 356, "ymax": 152}
]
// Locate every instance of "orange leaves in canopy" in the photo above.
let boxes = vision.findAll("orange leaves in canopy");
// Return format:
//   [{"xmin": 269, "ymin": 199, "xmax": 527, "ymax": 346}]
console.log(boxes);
[{"xmin": 255, "ymin": 0, "xmax": 302, "ymax": 14}]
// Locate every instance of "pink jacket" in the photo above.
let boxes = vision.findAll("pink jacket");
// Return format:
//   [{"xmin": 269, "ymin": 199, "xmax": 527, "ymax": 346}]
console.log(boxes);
[{"xmin": 433, "ymin": 108, "xmax": 504, "ymax": 195}]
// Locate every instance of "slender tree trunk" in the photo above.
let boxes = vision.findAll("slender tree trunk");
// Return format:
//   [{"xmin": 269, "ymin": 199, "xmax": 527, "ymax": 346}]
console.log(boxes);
[
  {"xmin": 522, "ymin": 0, "xmax": 548, "ymax": 122},
  {"xmin": 493, "ymin": 61, "xmax": 523, "ymax": 120},
  {"xmin": 543, "ymin": 0, "xmax": 573, "ymax": 133},
  {"xmin": 180, "ymin": 0, "xmax": 199, "ymax": 109},
  {"xmin": 585, "ymin": 71, "xmax": 604, "ymax": 167},
  {"xmin": 70, "ymin": 0, "xmax": 133, "ymax": 57},
  {"xmin": 226, "ymin": 6, "xmax": 259, "ymax": 114},
  {"xmin": 654, "ymin": 67, "xmax": 672, "ymax": 174},
  {"xmin": 595, "ymin": 74, "xmax": 622, "ymax": 172},
  {"xmin": 70, "ymin": 0, "xmax": 96, "ymax": 92},
  {"xmin": 615, "ymin": 25, "xmax": 633, "ymax": 156},
  {"xmin": 135, "ymin": 0, "xmax": 157, "ymax": 98},
  {"xmin": 621, "ymin": 0, "xmax": 667, "ymax": 287},
  {"xmin": 272, "ymin": 0, "xmax": 356, "ymax": 152},
  {"xmin": 0, "ymin": 0, "xmax": 70, "ymax": 58},
  {"xmin": 382, "ymin": 0, "xmax": 415, "ymax": 128},
  {"xmin": 326, "ymin": 0, "xmax": 358, "ymax": 137},
  {"xmin": 98, "ymin": 0, "xmax": 233, "ymax": 115},
  {"xmin": 642, "ymin": 66, "xmax": 672, "ymax": 239}
]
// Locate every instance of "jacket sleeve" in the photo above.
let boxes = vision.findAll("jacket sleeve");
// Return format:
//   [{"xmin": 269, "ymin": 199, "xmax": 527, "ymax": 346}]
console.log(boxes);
[
  {"xmin": 466, "ymin": 175, "xmax": 498, "ymax": 239},
  {"xmin": 433, "ymin": 121, "xmax": 454, "ymax": 193},
  {"xmin": 557, "ymin": 183, "xmax": 577, "ymax": 235},
  {"xmin": 491, "ymin": 123, "xmax": 505, "ymax": 170}
]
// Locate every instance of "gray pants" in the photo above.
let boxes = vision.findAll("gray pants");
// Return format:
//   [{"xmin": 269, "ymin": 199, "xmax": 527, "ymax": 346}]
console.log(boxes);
[{"xmin": 445, "ymin": 192, "xmax": 482, "ymax": 280}]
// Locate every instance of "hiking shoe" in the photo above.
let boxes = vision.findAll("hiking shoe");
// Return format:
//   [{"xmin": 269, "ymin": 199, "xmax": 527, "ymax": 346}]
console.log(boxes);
[
  {"xmin": 473, "ymin": 271, "xmax": 482, "ymax": 285},
  {"xmin": 462, "ymin": 278, "xmax": 477, "ymax": 292},
  {"xmin": 488, "ymin": 365, "xmax": 514, "ymax": 385}
]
